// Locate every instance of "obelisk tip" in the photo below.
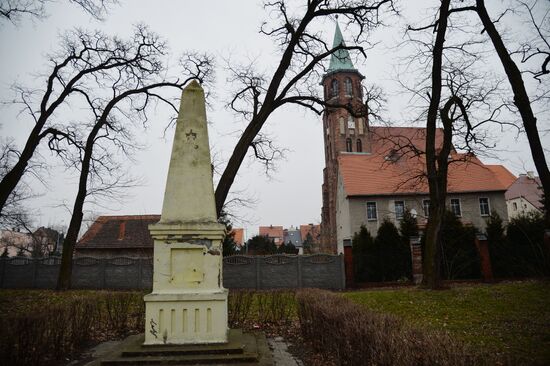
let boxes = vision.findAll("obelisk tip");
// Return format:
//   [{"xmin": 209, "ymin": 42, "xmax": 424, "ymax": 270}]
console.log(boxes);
[{"xmin": 185, "ymin": 79, "xmax": 202, "ymax": 91}]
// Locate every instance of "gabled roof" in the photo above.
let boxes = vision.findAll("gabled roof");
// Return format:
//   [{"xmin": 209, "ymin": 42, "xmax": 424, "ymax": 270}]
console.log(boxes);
[
  {"xmin": 339, "ymin": 127, "xmax": 515, "ymax": 196},
  {"xmin": 77, "ymin": 215, "xmax": 160, "ymax": 249},
  {"xmin": 486, "ymin": 165, "xmax": 517, "ymax": 189},
  {"xmin": 328, "ymin": 23, "xmax": 356, "ymax": 72},
  {"xmin": 258, "ymin": 225, "xmax": 284, "ymax": 240},
  {"xmin": 505, "ymin": 175, "xmax": 543, "ymax": 210}
]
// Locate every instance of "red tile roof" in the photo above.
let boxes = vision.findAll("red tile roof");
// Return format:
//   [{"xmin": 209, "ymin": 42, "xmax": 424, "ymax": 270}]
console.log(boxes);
[
  {"xmin": 370, "ymin": 126, "xmax": 445, "ymax": 154},
  {"xmin": 77, "ymin": 215, "xmax": 160, "ymax": 249},
  {"xmin": 339, "ymin": 127, "xmax": 515, "ymax": 196},
  {"xmin": 486, "ymin": 165, "xmax": 517, "ymax": 189},
  {"xmin": 231, "ymin": 228, "xmax": 245, "ymax": 246},
  {"xmin": 259, "ymin": 226, "xmax": 284, "ymax": 244}
]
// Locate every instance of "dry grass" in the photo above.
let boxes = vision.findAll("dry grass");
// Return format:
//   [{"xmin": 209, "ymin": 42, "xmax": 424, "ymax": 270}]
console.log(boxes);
[
  {"xmin": 344, "ymin": 280, "xmax": 550, "ymax": 365},
  {"xmin": 297, "ymin": 288, "xmax": 516, "ymax": 366}
]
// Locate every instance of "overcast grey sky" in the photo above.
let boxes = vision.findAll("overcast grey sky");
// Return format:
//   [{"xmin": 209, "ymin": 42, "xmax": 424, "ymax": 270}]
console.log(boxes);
[{"xmin": 0, "ymin": 0, "xmax": 547, "ymax": 239}]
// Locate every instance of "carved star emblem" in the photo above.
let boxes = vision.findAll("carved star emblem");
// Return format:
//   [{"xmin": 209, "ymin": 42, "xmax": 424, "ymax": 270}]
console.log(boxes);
[{"xmin": 185, "ymin": 129, "xmax": 197, "ymax": 141}]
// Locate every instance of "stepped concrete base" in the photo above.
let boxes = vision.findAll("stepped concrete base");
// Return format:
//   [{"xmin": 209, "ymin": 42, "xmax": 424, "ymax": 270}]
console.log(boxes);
[{"xmin": 92, "ymin": 329, "xmax": 273, "ymax": 366}]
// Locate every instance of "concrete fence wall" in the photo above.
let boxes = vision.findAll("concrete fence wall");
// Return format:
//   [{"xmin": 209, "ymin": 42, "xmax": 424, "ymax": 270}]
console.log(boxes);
[{"xmin": 0, "ymin": 254, "xmax": 345, "ymax": 290}]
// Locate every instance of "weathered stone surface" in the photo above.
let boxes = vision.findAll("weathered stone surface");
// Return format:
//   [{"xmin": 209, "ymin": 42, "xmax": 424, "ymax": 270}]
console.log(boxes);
[{"xmin": 158, "ymin": 79, "xmax": 218, "ymax": 226}]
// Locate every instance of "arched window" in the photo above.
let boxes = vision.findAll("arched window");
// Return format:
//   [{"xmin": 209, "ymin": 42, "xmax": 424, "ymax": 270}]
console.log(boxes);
[
  {"xmin": 356, "ymin": 139, "xmax": 362, "ymax": 152},
  {"xmin": 346, "ymin": 138, "xmax": 352, "ymax": 152},
  {"xmin": 331, "ymin": 79, "xmax": 339, "ymax": 97},
  {"xmin": 344, "ymin": 77, "xmax": 353, "ymax": 96},
  {"xmin": 339, "ymin": 117, "xmax": 345, "ymax": 134}
]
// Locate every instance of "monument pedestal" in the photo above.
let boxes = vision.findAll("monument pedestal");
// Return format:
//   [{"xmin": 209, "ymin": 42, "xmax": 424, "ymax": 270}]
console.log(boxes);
[
  {"xmin": 144, "ymin": 223, "xmax": 228, "ymax": 345},
  {"xmin": 144, "ymin": 291, "xmax": 228, "ymax": 345}
]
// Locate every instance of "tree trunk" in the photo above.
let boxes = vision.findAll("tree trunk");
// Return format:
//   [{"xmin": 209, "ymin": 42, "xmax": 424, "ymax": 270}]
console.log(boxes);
[
  {"xmin": 215, "ymin": 112, "xmax": 267, "ymax": 216},
  {"xmin": 56, "ymin": 127, "xmax": 98, "ymax": 290},
  {"xmin": 422, "ymin": 0, "xmax": 451, "ymax": 289},
  {"xmin": 476, "ymin": 0, "xmax": 550, "ymax": 227}
]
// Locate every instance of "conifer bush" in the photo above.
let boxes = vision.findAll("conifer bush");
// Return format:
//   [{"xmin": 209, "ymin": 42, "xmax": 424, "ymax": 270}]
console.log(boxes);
[
  {"xmin": 440, "ymin": 210, "xmax": 480, "ymax": 279},
  {"xmin": 351, "ymin": 225, "xmax": 373, "ymax": 282},
  {"xmin": 374, "ymin": 219, "xmax": 412, "ymax": 281},
  {"xmin": 504, "ymin": 212, "xmax": 548, "ymax": 276}
]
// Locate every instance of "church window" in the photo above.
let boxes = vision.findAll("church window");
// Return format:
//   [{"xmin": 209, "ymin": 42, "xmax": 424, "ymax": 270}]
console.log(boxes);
[
  {"xmin": 346, "ymin": 138, "xmax": 352, "ymax": 152},
  {"xmin": 358, "ymin": 118, "xmax": 364, "ymax": 135},
  {"xmin": 395, "ymin": 201, "xmax": 405, "ymax": 220},
  {"xmin": 331, "ymin": 79, "xmax": 339, "ymax": 97},
  {"xmin": 347, "ymin": 116, "xmax": 355, "ymax": 129},
  {"xmin": 339, "ymin": 117, "xmax": 345, "ymax": 134},
  {"xmin": 356, "ymin": 139, "xmax": 362, "ymax": 152},
  {"xmin": 344, "ymin": 77, "xmax": 353, "ymax": 96},
  {"xmin": 366, "ymin": 202, "xmax": 377, "ymax": 220}
]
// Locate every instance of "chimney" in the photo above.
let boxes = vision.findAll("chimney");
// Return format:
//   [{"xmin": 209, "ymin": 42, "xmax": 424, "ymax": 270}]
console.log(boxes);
[{"xmin": 527, "ymin": 171, "xmax": 535, "ymax": 179}]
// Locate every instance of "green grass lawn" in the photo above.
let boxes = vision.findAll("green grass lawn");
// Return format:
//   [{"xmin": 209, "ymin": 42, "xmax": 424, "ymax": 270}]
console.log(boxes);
[{"xmin": 344, "ymin": 280, "xmax": 550, "ymax": 364}]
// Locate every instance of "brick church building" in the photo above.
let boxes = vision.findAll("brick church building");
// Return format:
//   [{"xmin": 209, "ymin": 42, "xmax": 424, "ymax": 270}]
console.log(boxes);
[{"xmin": 320, "ymin": 24, "xmax": 515, "ymax": 254}]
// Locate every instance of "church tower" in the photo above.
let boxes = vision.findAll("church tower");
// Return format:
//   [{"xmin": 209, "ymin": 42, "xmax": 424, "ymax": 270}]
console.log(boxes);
[{"xmin": 320, "ymin": 23, "xmax": 367, "ymax": 252}]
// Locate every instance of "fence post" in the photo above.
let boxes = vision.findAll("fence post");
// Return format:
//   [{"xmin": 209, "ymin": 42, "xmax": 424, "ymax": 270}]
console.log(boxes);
[
  {"xmin": 137, "ymin": 258, "xmax": 143, "ymax": 289},
  {"xmin": 32, "ymin": 258, "xmax": 38, "ymax": 288},
  {"xmin": 340, "ymin": 254, "xmax": 346, "ymax": 289},
  {"xmin": 0, "ymin": 257, "xmax": 5, "ymax": 288},
  {"xmin": 255, "ymin": 256, "xmax": 261, "ymax": 290},
  {"xmin": 410, "ymin": 236, "xmax": 423, "ymax": 285},
  {"xmin": 297, "ymin": 256, "xmax": 302, "ymax": 288},
  {"xmin": 100, "ymin": 258, "xmax": 107, "ymax": 289},
  {"xmin": 474, "ymin": 234, "xmax": 493, "ymax": 282}
]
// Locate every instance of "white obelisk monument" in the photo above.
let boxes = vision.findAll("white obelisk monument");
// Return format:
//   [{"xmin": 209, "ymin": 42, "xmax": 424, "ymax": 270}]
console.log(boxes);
[{"xmin": 144, "ymin": 80, "xmax": 228, "ymax": 345}]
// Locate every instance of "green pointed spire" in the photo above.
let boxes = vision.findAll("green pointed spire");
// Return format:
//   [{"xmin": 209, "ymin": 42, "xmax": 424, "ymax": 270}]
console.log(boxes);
[{"xmin": 328, "ymin": 22, "xmax": 356, "ymax": 72}]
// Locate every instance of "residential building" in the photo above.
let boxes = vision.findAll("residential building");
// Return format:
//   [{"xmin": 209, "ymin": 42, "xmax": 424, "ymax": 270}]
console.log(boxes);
[
  {"xmin": 505, "ymin": 172, "xmax": 544, "ymax": 219},
  {"xmin": 299, "ymin": 224, "xmax": 321, "ymax": 244},
  {"xmin": 283, "ymin": 226, "xmax": 303, "ymax": 254},
  {"xmin": 230, "ymin": 228, "xmax": 245, "ymax": 248},
  {"xmin": 0, "ymin": 229, "xmax": 33, "ymax": 256},
  {"xmin": 0, "ymin": 227, "xmax": 62, "ymax": 257},
  {"xmin": 258, "ymin": 225, "xmax": 284, "ymax": 246}
]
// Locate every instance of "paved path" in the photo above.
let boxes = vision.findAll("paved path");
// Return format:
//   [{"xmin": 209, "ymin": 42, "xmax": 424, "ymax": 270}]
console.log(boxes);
[{"xmin": 268, "ymin": 337, "xmax": 303, "ymax": 366}]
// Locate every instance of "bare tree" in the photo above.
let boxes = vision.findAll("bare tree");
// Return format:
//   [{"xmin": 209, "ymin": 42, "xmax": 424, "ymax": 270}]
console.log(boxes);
[
  {"xmin": 0, "ymin": 0, "xmax": 117, "ymax": 24},
  {"xmin": 0, "ymin": 25, "xmax": 179, "ymax": 219},
  {"xmin": 474, "ymin": 0, "xmax": 550, "ymax": 227},
  {"xmin": 42, "ymin": 27, "xmax": 214, "ymax": 289},
  {"xmin": 214, "ymin": 0, "xmax": 397, "ymax": 216},
  {"xmin": 401, "ymin": 0, "xmax": 512, "ymax": 288}
]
